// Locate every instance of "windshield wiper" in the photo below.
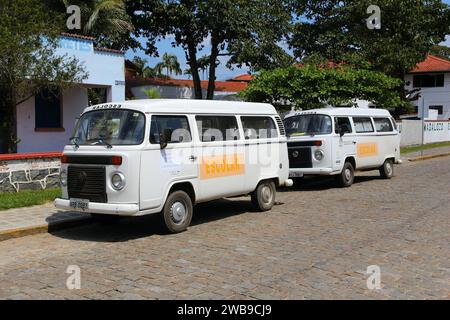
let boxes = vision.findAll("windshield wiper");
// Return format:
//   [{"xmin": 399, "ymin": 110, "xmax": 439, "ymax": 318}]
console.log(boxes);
[{"xmin": 92, "ymin": 138, "xmax": 113, "ymax": 149}]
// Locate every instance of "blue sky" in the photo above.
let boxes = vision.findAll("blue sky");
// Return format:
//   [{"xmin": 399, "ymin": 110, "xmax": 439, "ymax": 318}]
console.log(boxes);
[{"xmin": 126, "ymin": 2, "xmax": 450, "ymax": 81}]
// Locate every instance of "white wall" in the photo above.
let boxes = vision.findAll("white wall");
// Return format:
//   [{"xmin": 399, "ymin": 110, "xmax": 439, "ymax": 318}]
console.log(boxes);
[
  {"xmin": 16, "ymin": 87, "xmax": 88, "ymax": 153},
  {"xmin": 398, "ymin": 120, "xmax": 450, "ymax": 146},
  {"xmin": 130, "ymin": 85, "xmax": 240, "ymax": 101}
]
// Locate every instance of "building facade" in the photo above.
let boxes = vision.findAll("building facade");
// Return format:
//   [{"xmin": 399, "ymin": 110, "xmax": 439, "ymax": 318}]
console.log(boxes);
[{"xmin": 15, "ymin": 34, "xmax": 125, "ymax": 153}]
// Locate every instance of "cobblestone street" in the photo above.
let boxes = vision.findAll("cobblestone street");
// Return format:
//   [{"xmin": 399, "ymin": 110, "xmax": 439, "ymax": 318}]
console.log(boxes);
[{"xmin": 0, "ymin": 157, "xmax": 449, "ymax": 300}]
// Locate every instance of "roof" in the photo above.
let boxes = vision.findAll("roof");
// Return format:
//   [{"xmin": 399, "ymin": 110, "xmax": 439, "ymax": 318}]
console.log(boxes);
[
  {"xmin": 285, "ymin": 108, "xmax": 392, "ymax": 119},
  {"xmin": 83, "ymin": 99, "xmax": 277, "ymax": 115},
  {"xmin": 408, "ymin": 54, "xmax": 450, "ymax": 73},
  {"xmin": 127, "ymin": 78, "xmax": 248, "ymax": 92},
  {"xmin": 94, "ymin": 47, "xmax": 125, "ymax": 55},
  {"xmin": 228, "ymin": 74, "xmax": 254, "ymax": 82}
]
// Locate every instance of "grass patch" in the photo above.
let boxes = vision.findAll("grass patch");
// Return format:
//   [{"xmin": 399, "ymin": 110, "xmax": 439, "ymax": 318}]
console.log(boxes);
[
  {"xmin": 401, "ymin": 141, "xmax": 450, "ymax": 155},
  {"xmin": 0, "ymin": 188, "xmax": 61, "ymax": 211}
]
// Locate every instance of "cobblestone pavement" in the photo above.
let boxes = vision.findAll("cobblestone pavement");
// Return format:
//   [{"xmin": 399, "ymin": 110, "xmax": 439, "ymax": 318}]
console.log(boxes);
[{"xmin": 0, "ymin": 157, "xmax": 449, "ymax": 300}]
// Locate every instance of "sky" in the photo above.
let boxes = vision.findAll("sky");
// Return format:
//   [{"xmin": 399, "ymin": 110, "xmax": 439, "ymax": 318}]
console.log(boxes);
[{"xmin": 125, "ymin": 2, "xmax": 450, "ymax": 81}]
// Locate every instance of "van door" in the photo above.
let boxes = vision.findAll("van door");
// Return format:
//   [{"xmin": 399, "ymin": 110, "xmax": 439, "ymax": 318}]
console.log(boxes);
[
  {"xmin": 352, "ymin": 117, "xmax": 379, "ymax": 169},
  {"xmin": 139, "ymin": 115, "xmax": 198, "ymax": 210},
  {"xmin": 193, "ymin": 115, "xmax": 245, "ymax": 202},
  {"xmin": 334, "ymin": 117, "xmax": 356, "ymax": 171}
]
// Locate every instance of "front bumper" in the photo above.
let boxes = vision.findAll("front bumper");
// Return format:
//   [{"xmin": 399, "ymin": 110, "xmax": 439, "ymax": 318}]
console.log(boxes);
[
  {"xmin": 54, "ymin": 198, "xmax": 140, "ymax": 216},
  {"xmin": 289, "ymin": 167, "xmax": 336, "ymax": 176}
]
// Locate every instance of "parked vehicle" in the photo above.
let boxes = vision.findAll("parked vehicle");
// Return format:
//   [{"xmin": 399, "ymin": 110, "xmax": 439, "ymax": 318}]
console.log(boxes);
[
  {"xmin": 55, "ymin": 99, "xmax": 292, "ymax": 233},
  {"xmin": 283, "ymin": 108, "xmax": 401, "ymax": 187}
]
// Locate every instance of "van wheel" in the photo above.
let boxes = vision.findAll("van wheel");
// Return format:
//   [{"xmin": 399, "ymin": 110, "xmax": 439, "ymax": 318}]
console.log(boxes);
[
  {"xmin": 162, "ymin": 191, "xmax": 193, "ymax": 233},
  {"xmin": 251, "ymin": 181, "xmax": 276, "ymax": 211},
  {"xmin": 380, "ymin": 159, "xmax": 394, "ymax": 179},
  {"xmin": 91, "ymin": 214, "xmax": 122, "ymax": 224},
  {"xmin": 337, "ymin": 161, "xmax": 354, "ymax": 187}
]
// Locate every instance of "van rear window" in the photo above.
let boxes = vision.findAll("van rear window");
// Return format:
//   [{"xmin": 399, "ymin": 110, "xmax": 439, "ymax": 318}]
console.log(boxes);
[
  {"xmin": 241, "ymin": 117, "xmax": 278, "ymax": 139},
  {"xmin": 373, "ymin": 118, "xmax": 393, "ymax": 132}
]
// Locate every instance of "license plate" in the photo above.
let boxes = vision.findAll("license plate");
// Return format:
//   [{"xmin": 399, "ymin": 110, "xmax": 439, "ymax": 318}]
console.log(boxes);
[
  {"xmin": 69, "ymin": 198, "xmax": 89, "ymax": 211},
  {"xmin": 289, "ymin": 171, "xmax": 303, "ymax": 178}
]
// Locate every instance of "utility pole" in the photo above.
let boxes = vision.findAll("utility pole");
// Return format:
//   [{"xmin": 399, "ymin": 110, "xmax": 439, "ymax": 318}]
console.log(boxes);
[{"xmin": 421, "ymin": 97, "xmax": 425, "ymax": 157}]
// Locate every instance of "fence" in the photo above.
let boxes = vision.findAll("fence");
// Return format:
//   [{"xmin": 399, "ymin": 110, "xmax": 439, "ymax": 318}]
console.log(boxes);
[{"xmin": 398, "ymin": 120, "xmax": 450, "ymax": 146}]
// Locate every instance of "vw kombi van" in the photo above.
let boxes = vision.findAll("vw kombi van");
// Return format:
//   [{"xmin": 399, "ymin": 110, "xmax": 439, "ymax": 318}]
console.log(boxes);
[
  {"xmin": 55, "ymin": 99, "xmax": 292, "ymax": 233},
  {"xmin": 283, "ymin": 108, "xmax": 401, "ymax": 187}
]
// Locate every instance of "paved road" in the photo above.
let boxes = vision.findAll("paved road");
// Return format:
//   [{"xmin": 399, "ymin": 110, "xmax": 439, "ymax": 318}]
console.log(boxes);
[{"xmin": 0, "ymin": 157, "xmax": 449, "ymax": 299}]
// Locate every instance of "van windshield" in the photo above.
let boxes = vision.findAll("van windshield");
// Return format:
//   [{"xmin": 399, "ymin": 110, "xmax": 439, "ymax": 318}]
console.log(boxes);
[
  {"xmin": 71, "ymin": 110, "xmax": 145, "ymax": 146},
  {"xmin": 284, "ymin": 114, "xmax": 332, "ymax": 137}
]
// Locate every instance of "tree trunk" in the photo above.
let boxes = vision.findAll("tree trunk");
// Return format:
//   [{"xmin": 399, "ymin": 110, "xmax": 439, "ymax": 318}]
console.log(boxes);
[
  {"xmin": 186, "ymin": 42, "xmax": 202, "ymax": 99},
  {"xmin": 0, "ymin": 87, "xmax": 18, "ymax": 153},
  {"xmin": 206, "ymin": 39, "xmax": 219, "ymax": 100}
]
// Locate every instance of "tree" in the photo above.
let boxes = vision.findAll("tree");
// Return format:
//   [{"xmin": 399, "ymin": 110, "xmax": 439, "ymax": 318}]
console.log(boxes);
[
  {"xmin": 430, "ymin": 45, "xmax": 450, "ymax": 60},
  {"xmin": 47, "ymin": 0, "xmax": 137, "ymax": 50},
  {"xmin": 128, "ymin": 0, "xmax": 294, "ymax": 99},
  {"xmin": 240, "ymin": 65, "xmax": 405, "ymax": 112},
  {"xmin": 0, "ymin": 0, "xmax": 87, "ymax": 153},
  {"xmin": 131, "ymin": 56, "xmax": 159, "ymax": 78},
  {"xmin": 154, "ymin": 53, "xmax": 182, "ymax": 78},
  {"xmin": 291, "ymin": 0, "xmax": 450, "ymax": 79},
  {"xmin": 142, "ymin": 88, "xmax": 161, "ymax": 99}
]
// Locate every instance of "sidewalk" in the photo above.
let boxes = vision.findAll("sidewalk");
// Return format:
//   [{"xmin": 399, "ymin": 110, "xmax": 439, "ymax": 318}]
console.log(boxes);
[
  {"xmin": 401, "ymin": 145, "xmax": 450, "ymax": 161},
  {"xmin": 0, "ymin": 145, "xmax": 449, "ymax": 242},
  {"xmin": 0, "ymin": 203, "xmax": 90, "ymax": 241}
]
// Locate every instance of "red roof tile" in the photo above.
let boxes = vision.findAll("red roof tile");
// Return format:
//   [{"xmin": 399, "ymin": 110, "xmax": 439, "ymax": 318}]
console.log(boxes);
[
  {"xmin": 60, "ymin": 33, "xmax": 96, "ymax": 41},
  {"xmin": 229, "ymin": 74, "xmax": 254, "ymax": 82},
  {"xmin": 409, "ymin": 54, "xmax": 450, "ymax": 73},
  {"xmin": 128, "ymin": 78, "xmax": 248, "ymax": 92},
  {"xmin": 0, "ymin": 152, "xmax": 62, "ymax": 161},
  {"xmin": 94, "ymin": 47, "xmax": 125, "ymax": 55}
]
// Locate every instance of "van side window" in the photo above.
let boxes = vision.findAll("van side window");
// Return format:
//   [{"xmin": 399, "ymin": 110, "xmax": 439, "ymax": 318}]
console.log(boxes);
[
  {"xmin": 334, "ymin": 117, "xmax": 352, "ymax": 134},
  {"xmin": 241, "ymin": 116, "xmax": 278, "ymax": 139},
  {"xmin": 150, "ymin": 115, "xmax": 192, "ymax": 144},
  {"xmin": 353, "ymin": 117, "xmax": 374, "ymax": 133},
  {"xmin": 196, "ymin": 116, "xmax": 240, "ymax": 142},
  {"xmin": 373, "ymin": 118, "xmax": 393, "ymax": 132}
]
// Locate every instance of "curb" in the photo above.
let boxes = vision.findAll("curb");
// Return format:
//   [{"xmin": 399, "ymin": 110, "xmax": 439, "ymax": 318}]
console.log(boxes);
[
  {"xmin": 408, "ymin": 151, "xmax": 450, "ymax": 162},
  {"xmin": 0, "ymin": 216, "xmax": 92, "ymax": 242}
]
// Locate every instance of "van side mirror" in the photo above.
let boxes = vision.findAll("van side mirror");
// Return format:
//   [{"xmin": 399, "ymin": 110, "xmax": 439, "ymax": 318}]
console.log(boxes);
[{"xmin": 339, "ymin": 127, "xmax": 345, "ymax": 137}]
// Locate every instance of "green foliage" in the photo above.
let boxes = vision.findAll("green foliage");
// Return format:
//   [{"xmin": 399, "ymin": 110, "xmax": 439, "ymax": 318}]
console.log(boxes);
[
  {"xmin": 430, "ymin": 45, "xmax": 450, "ymax": 60},
  {"xmin": 291, "ymin": 0, "xmax": 450, "ymax": 78},
  {"xmin": 0, "ymin": 188, "xmax": 61, "ymax": 211},
  {"xmin": 142, "ymin": 88, "xmax": 161, "ymax": 99},
  {"xmin": 131, "ymin": 56, "xmax": 159, "ymax": 78},
  {"xmin": 0, "ymin": 0, "xmax": 87, "ymax": 152},
  {"xmin": 128, "ymin": 0, "xmax": 294, "ymax": 99},
  {"xmin": 240, "ymin": 65, "xmax": 406, "ymax": 112},
  {"xmin": 154, "ymin": 53, "xmax": 182, "ymax": 78}
]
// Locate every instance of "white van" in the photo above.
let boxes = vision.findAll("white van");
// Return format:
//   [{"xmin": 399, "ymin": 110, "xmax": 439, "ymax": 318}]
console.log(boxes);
[
  {"xmin": 283, "ymin": 108, "xmax": 401, "ymax": 187},
  {"xmin": 55, "ymin": 99, "xmax": 292, "ymax": 233}
]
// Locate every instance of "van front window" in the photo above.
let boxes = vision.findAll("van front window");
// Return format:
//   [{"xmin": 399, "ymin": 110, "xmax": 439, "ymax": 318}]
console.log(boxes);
[
  {"xmin": 284, "ymin": 114, "xmax": 332, "ymax": 137},
  {"xmin": 72, "ymin": 110, "xmax": 145, "ymax": 146}
]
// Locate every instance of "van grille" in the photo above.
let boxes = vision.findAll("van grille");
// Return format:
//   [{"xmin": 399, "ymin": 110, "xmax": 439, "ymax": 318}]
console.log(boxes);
[
  {"xmin": 275, "ymin": 116, "xmax": 286, "ymax": 136},
  {"xmin": 67, "ymin": 166, "xmax": 107, "ymax": 203},
  {"xmin": 288, "ymin": 145, "xmax": 312, "ymax": 168}
]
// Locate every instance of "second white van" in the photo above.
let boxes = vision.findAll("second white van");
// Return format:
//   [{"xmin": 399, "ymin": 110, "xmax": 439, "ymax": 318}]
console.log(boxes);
[{"xmin": 283, "ymin": 108, "xmax": 401, "ymax": 187}]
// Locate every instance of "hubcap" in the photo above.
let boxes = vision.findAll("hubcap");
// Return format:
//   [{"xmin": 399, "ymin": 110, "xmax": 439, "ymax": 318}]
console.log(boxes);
[
  {"xmin": 386, "ymin": 163, "xmax": 392, "ymax": 175},
  {"xmin": 261, "ymin": 185, "xmax": 273, "ymax": 204},
  {"xmin": 170, "ymin": 201, "xmax": 187, "ymax": 224},
  {"xmin": 345, "ymin": 168, "xmax": 352, "ymax": 181}
]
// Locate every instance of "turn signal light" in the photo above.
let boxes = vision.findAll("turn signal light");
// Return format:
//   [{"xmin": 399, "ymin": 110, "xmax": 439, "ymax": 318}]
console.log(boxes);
[
  {"xmin": 314, "ymin": 140, "xmax": 322, "ymax": 146},
  {"xmin": 61, "ymin": 155, "xmax": 68, "ymax": 163},
  {"xmin": 111, "ymin": 156, "xmax": 122, "ymax": 166}
]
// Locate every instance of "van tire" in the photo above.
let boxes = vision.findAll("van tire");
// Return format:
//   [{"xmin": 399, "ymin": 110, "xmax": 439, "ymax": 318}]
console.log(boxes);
[
  {"xmin": 162, "ymin": 190, "xmax": 193, "ymax": 233},
  {"xmin": 380, "ymin": 159, "xmax": 394, "ymax": 179},
  {"xmin": 337, "ymin": 161, "xmax": 354, "ymax": 187},
  {"xmin": 251, "ymin": 181, "xmax": 276, "ymax": 211}
]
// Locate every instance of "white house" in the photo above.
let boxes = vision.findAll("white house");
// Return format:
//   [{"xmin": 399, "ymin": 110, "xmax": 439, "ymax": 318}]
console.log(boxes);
[
  {"xmin": 403, "ymin": 54, "xmax": 450, "ymax": 120},
  {"xmin": 15, "ymin": 33, "xmax": 125, "ymax": 153}
]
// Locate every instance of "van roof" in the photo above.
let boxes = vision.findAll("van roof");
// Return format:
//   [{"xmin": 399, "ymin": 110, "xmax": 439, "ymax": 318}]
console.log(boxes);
[
  {"xmin": 83, "ymin": 99, "xmax": 277, "ymax": 115},
  {"xmin": 285, "ymin": 107, "xmax": 392, "ymax": 118}
]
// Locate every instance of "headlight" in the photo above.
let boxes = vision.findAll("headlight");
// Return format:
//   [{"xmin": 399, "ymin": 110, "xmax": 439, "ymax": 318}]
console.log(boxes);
[
  {"xmin": 59, "ymin": 170, "xmax": 67, "ymax": 186},
  {"xmin": 111, "ymin": 172, "xmax": 125, "ymax": 190},
  {"xmin": 314, "ymin": 150, "xmax": 324, "ymax": 161}
]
